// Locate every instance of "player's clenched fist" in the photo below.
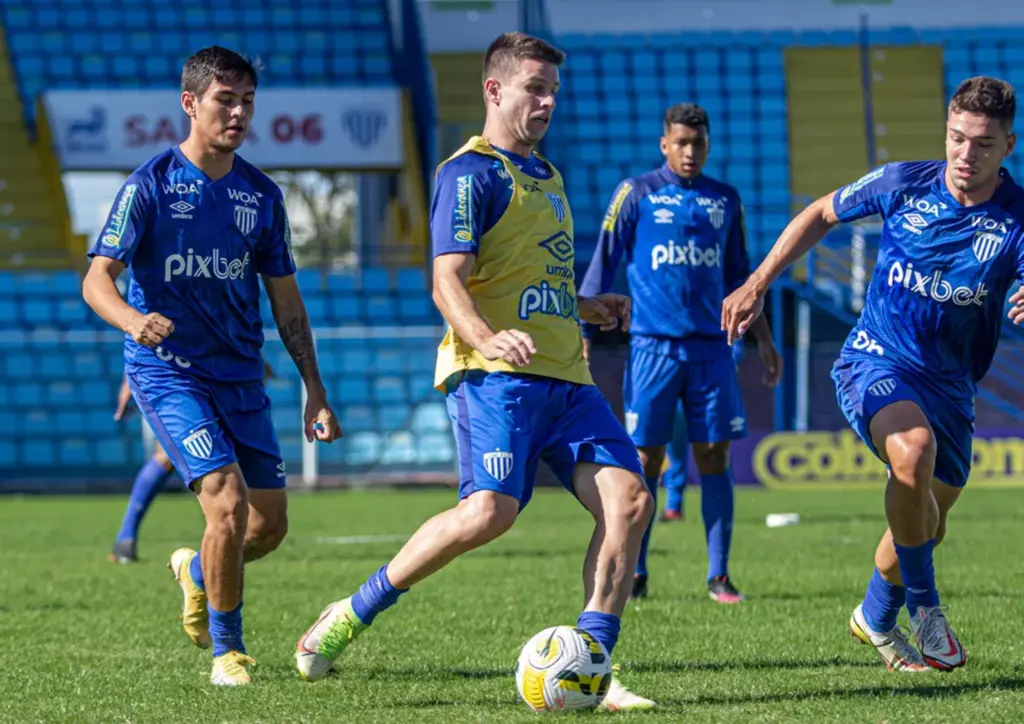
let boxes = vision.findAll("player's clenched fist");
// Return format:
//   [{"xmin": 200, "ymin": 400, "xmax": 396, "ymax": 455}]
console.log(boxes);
[
  {"xmin": 479, "ymin": 329, "xmax": 537, "ymax": 367},
  {"xmin": 126, "ymin": 312, "xmax": 174, "ymax": 348}
]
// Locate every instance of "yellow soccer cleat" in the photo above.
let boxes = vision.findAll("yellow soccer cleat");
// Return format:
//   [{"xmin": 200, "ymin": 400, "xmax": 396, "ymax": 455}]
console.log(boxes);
[
  {"xmin": 211, "ymin": 651, "xmax": 256, "ymax": 686},
  {"xmin": 168, "ymin": 547, "xmax": 211, "ymax": 649}
]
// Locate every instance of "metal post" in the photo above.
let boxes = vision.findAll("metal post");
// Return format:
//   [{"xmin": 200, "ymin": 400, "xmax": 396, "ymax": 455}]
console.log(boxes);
[
  {"xmin": 301, "ymin": 381, "xmax": 318, "ymax": 488},
  {"xmin": 795, "ymin": 299, "xmax": 811, "ymax": 432},
  {"xmin": 859, "ymin": 11, "xmax": 878, "ymax": 170},
  {"xmin": 851, "ymin": 224, "xmax": 866, "ymax": 313}
]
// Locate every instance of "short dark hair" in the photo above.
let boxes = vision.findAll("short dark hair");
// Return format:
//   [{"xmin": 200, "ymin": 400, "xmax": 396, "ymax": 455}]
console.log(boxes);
[
  {"xmin": 949, "ymin": 76, "xmax": 1015, "ymax": 131},
  {"xmin": 482, "ymin": 32, "xmax": 565, "ymax": 83},
  {"xmin": 664, "ymin": 103, "xmax": 710, "ymax": 134},
  {"xmin": 181, "ymin": 46, "xmax": 259, "ymax": 97}
]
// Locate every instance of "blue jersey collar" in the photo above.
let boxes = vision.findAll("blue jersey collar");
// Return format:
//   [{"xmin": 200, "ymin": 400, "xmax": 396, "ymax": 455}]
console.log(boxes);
[
  {"xmin": 659, "ymin": 162, "xmax": 702, "ymax": 188},
  {"xmin": 171, "ymin": 145, "xmax": 237, "ymax": 185}
]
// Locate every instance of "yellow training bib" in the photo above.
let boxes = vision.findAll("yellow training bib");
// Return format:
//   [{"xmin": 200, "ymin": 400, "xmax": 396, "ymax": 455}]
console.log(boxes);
[{"xmin": 434, "ymin": 136, "xmax": 593, "ymax": 392}]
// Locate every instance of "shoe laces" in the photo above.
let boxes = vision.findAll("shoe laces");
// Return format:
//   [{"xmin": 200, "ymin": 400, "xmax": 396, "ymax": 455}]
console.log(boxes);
[
  {"xmin": 888, "ymin": 625, "xmax": 925, "ymax": 664},
  {"xmin": 219, "ymin": 652, "xmax": 255, "ymax": 677},
  {"xmin": 319, "ymin": 609, "xmax": 357, "ymax": 654},
  {"xmin": 712, "ymin": 576, "xmax": 739, "ymax": 594},
  {"xmin": 915, "ymin": 606, "xmax": 951, "ymax": 652}
]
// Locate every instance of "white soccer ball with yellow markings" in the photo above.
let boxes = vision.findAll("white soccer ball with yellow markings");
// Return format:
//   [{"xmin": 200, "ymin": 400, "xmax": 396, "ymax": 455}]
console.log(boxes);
[{"xmin": 515, "ymin": 625, "xmax": 612, "ymax": 712}]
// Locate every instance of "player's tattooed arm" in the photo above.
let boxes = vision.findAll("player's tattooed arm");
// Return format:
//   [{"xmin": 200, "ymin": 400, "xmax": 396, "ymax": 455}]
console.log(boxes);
[
  {"xmin": 263, "ymin": 275, "xmax": 324, "ymax": 395},
  {"xmin": 265, "ymin": 274, "xmax": 341, "ymax": 442}
]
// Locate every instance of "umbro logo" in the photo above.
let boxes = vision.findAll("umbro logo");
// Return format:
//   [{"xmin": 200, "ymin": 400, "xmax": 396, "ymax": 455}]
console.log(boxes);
[
  {"xmin": 169, "ymin": 201, "xmax": 194, "ymax": 219},
  {"xmin": 901, "ymin": 213, "xmax": 928, "ymax": 235}
]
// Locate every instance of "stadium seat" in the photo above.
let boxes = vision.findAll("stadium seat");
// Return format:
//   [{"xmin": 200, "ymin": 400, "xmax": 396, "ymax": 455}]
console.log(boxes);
[
  {"xmin": 374, "ymin": 376, "xmax": 406, "ymax": 404},
  {"xmin": 344, "ymin": 431, "xmax": 381, "ymax": 465},
  {"xmin": 362, "ymin": 268, "xmax": 392, "ymax": 293},
  {"xmin": 342, "ymin": 406, "xmax": 375, "ymax": 433},
  {"xmin": 0, "ymin": 441, "xmax": 16, "ymax": 469},
  {"xmin": 1, "ymin": 0, "xmax": 398, "ymax": 127}
]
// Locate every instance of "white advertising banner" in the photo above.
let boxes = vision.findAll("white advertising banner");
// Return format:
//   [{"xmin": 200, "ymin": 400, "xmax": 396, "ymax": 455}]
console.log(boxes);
[{"xmin": 43, "ymin": 87, "xmax": 404, "ymax": 171}]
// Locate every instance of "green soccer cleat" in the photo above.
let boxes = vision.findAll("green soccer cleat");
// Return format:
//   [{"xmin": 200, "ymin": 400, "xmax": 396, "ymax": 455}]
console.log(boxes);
[{"xmin": 295, "ymin": 597, "xmax": 368, "ymax": 682}]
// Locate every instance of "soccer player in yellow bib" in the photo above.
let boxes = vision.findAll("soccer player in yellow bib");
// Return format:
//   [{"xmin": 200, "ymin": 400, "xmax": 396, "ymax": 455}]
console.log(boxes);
[{"xmin": 294, "ymin": 32, "xmax": 656, "ymax": 711}]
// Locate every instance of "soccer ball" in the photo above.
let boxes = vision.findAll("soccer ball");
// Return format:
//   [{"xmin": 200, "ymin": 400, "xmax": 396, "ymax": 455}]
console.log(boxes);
[{"xmin": 514, "ymin": 625, "xmax": 612, "ymax": 712}]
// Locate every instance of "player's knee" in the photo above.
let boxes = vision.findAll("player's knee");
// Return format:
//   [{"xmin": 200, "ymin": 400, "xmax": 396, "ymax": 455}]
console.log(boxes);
[
  {"xmin": 247, "ymin": 511, "xmax": 288, "ymax": 558},
  {"xmin": 153, "ymin": 445, "xmax": 173, "ymax": 470},
  {"xmin": 637, "ymin": 446, "xmax": 665, "ymax": 479},
  {"xmin": 196, "ymin": 468, "xmax": 249, "ymax": 537},
  {"xmin": 886, "ymin": 428, "xmax": 936, "ymax": 490},
  {"xmin": 692, "ymin": 442, "xmax": 729, "ymax": 475},
  {"xmin": 934, "ymin": 516, "xmax": 948, "ymax": 546},
  {"xmin": 606, "ymin": 472, "xmax": 654, "ymax": 532},
  {"xmin": 459, "ymin": 491, "xmax": 518, "ymax": 545}
]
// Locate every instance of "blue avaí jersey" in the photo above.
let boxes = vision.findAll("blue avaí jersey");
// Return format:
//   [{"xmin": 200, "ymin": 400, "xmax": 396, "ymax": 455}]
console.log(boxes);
[
  {"xmin": 833, "ymin": 160, "xmax": 1024, "ymax": 396},
  {"xmin": 87, "ymin": 146, "xmax": 296, "ymax": 383},
  {"xmin": 579, "ymin": 164, "xmax": 750, "ymax": 361}
]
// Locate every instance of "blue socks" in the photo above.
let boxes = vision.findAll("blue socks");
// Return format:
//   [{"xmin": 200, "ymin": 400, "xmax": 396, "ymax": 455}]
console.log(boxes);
[
  {"xmin": 577, "ymin": 611, "xmax": 620, "ymax": 656},
  {"xmin": 894, "ymin": 539, "xmax": 939, "ymax": 617},
  {"xmin": 189, "ymin": 550, "xmax": 206, "ymax": 591},
  {"xmin": 862, "ymin": 567, "xmax": 906, "ymax": 632},
  {"xmin": 210, "ymin": 603, "xmax": 245, "ymax": 657},
  {"xmin": 700, "ymin": 471, "xmax": 734, "ymax": 580},
  {"xmin": 635, "ymin": 475, "xmax": 659, "ymax": 577},
  {"xmin": 663, "ymin": 460, "xmax": 686, "ymax": 512},
  {"xmin": 116, "ymin": 458, "xmax": 172, "ymax": 541},
  {"xmin": 351, "ymin": 565, "xmax": 408, "ymax": 625}
]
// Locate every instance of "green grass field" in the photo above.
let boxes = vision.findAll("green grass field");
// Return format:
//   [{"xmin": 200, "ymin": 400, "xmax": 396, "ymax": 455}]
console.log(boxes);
[{"xmin": 2, "ymin": 486, "xmax": 1024, "ymax": 723}]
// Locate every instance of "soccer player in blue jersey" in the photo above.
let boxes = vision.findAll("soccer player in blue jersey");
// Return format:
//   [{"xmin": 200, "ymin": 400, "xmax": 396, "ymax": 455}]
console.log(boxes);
[
  {"xmin": 660, "ymin": 339, "xmax": 744, "ymax": 522},
  {"xmin": 294, "ymin": 32, "xmax": 655, "ymax": 711},
  {"xmin": 580, "ymin": 104, "xmax": 782, "ymax": 602},
  {"xmin": 82, "ymin": 46, "xmax": 341, "ymax": 685},
  {"xmin": 723, "ymin": 76, "xmax": 1023, "ymax": 672}
]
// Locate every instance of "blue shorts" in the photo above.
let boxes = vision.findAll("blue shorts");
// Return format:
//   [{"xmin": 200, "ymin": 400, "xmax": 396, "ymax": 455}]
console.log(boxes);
[
  {"xmin": 127, "ymin": 365, "xmax": 286, "ymax": 490},
  {"xmin": 831, "ymin": 356, "xmax": 974, "ymax": 488},
  {"xmin": 624, "ymin": 346, "xmax": 747, "ymax": 447},
  {"xmin": 445, "ymin": 370, "xmax": 643, "ymax": 510}
]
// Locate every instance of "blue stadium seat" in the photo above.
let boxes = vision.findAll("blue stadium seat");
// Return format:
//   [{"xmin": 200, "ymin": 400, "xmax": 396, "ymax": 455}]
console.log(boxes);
[
  {"xmin": 22, "ymin": 439, "xmax": 55, "ymax": 466},
  {"xmin": 71, "ymin": 352, "xmax": 102, "ymax": 378},
  {"xmin": 55, "ymin": 411, "xmax": 86, "ymax": 436},
  {"xmin": 341, "ymin": 349, "xmax": 372, "ymax": 374},
  {"xmin": 379, "ymin": 404, "xmax": 410, "ymax": 431},
  {"xmin": 304, "ymin": 294, "xmax": 328, "ymax": 323},
  {"xmin": 342, "ymin": 405, "xmax": 374, "ymax": 433},
  {"xmin": 398, "ymin": 296, "xmax": 433, "ymax": 323},
  {"xmin": 364, "ymin": 296, "xmax": 396, "ymax": 321},
  {"xmin": 374, "ymin": 376, "xmax": 406, "ymax": 404},
  {"xmin": 4, "ymin": 352, "xmax": 32, "ymax": 378},
  {"xmin": 337, "ymin": 377, "xmax": 370, "ymax": 405},
  {"xmin": 96, "ymin": 441, "xmax": 129, "ymax": 466},
  {"xmin": 0, "ymin": 411, "xmax": 17, "ymax": 435},
  {"xmin": 0, "ymin": 441, "xmax": 16, "ymax": 468},
  {"xmin": 362, "ymin": 268, "xmax": 391, "ymax": 293},
  {"xmin": 417, "ymin": 433, "xmax": 454, "ymax": 464},
  {"xmin": 395, "ymin": 267, "xmax": 426, "ymax": 292},
  {"xmin": 59, "ymin": 439, "xmax": 92, "ymax": 466},
  {"xmin": 375, "ymin": 349, "xmax": 405, "ymax": 375}
]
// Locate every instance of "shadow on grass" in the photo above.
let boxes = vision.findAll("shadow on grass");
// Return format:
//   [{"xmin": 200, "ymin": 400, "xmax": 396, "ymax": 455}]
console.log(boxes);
[{"xmin": 655, "ymin": 675, "xmax": 1024, "ymax": 709}]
